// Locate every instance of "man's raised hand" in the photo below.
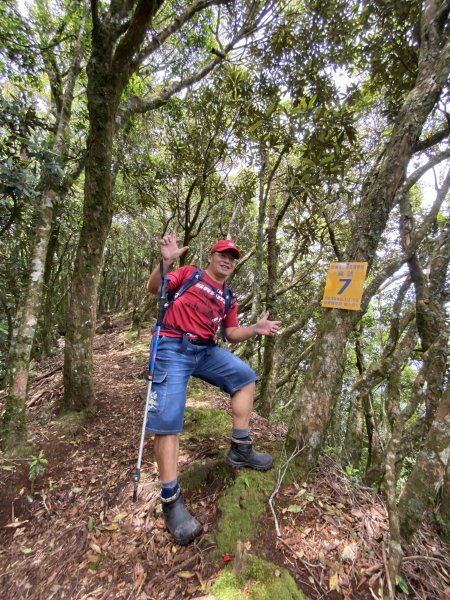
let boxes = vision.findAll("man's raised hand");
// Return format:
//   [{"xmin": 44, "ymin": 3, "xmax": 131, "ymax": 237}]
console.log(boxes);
[
  {"xmin": 160, "ymin": 229, "xmax": 189, "ymax": 263},
  {"xmin": 255, "ymin": 310, "xmax": 281, "ymax": 336}
]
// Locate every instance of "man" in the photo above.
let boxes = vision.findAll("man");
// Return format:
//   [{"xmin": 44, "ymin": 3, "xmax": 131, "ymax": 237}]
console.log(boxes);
[{"xmin": 146, "ymin": 230, "xmax": 281, "ymax": 545}]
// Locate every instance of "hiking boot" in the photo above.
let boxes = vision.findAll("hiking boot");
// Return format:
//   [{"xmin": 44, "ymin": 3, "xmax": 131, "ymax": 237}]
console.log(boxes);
[
  {"xmin": 162, "ymin": 490, "xmax": 203, "ymax": 545},
  {"xmin": 226, "ymin": 438, "xmax": 273, "ymax": 471}
]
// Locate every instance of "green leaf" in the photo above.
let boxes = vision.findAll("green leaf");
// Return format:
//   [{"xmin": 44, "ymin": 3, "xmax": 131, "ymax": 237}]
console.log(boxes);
[
  {"xmin": 88, "ymin": 555, "xmax": 103, "ymax": 570},
  {"xmin": 248, "ymin": 119, "xmax": 263, "ymax": 132},
  {"xmin": 396, "ymin": 575, "xmax": 409, "ymax": 594},
  {"xmin": 308, "ymin": 95, "xmax": 317, "ymax": 109},
  {"xmin": 286, "ymin": 504, "xmax": 302, "ymax": 513},
  {"xmin": 87, "ymin": 517, "xmax": 94, "ymax": 532},
  {"xmin": 265, "ymin": 101, "xmax": 278, "ymax": 117},
  {"xmin": 21, "ymin": 547, "xmax": 33, "ymax": 554}
]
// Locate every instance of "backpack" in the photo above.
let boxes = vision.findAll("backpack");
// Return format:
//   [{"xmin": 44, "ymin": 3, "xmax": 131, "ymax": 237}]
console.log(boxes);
[{"xmin": 161, "ymin": 267, "xmax": 234, "ymax": 341}]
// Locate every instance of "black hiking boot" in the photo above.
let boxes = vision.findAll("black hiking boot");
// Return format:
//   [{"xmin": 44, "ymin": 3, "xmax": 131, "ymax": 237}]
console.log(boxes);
[
  {"xmin": 226, "ymin": 438, "xmax": 273, "ymax": 471},
  {"xmin": 162, "ymin": 490, "xmax": 203, "ymax": 545}
]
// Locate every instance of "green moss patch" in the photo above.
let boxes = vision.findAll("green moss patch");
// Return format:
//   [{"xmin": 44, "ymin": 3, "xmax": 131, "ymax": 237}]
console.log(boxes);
[
  {"xmin": 179, "ymin": 457, "xmax": 230, "ymax": 491},
  {"xmin": 55, "ymin": 411, "xmax": 87, "ymax": 436},
  {"xmin": 182, "ymin": 406, "xmax": 230, "ymax": 443},
  {"xmin": 9, "ymin": 444, "xmax": 34, "ymax": 458},
  {"xmin": 215, "ymin": 468, "xmax": 276, "ymax": 555},
  {"xmin": 211, "ymin": 555, "xmax": 309, "ymax": 599}
]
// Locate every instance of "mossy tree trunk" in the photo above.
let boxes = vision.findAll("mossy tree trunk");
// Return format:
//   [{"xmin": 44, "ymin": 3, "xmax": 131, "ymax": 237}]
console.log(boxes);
[
  {"xmin": 399, "ymin": 390, "xmax": 450, "ymax": 541},
  {"xmin": 62, "ymin": 0, "xmax": 266, "ymax": 409},
  {"xmin": 286, "ymin": 0, "xmax": 450, "ymax": 472},
  {"xmin": 259, "ymin": 179, "xmax": 282, "ymax": 417},
  {"xmin": 0, "ymin": 7, "xmax": 88, "ymax": 448},
  {"xmin": 342, "ymin": 335, "xmax": 365, "ymax": 469},
  {"xmin": 439, "ymin": 459, "xmax": 450, "ymax": 544},
  {"xmin": 396, "ymin": 219, "xmax": 450, "ymax": 541}
]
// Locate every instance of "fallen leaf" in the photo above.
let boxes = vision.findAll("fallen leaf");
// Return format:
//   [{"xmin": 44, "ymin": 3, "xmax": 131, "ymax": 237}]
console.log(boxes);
[
  {"xmin": 20, "ymin": 547, "xmax": 33, "ymax": 555},
  {"xmin": 177, "ymin": 571, "xmax": 196, "ymax": 579},
  {"xmin": 341, "ymin": 542, "xmax": 358, "ymax": 562},
  {"xmin": 113, "ymin": 511, "xmax": 128, "ymax": 523},
  {"xmin": 329, "ymin": 571, "xmax": 340, "ymax": 592},
  {"xmin": 88, "ymin": 555, "xmax": 103, "ymax": 570},
  {"xmin": 133, "ymin": 562, "xmax": 146, "ymax": 590}
]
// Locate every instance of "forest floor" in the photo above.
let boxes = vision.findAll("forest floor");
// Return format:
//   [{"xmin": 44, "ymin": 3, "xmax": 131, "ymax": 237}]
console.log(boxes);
[{"xmin": 0, "ymin": 318, "xmax": 449, "ymax": 600}]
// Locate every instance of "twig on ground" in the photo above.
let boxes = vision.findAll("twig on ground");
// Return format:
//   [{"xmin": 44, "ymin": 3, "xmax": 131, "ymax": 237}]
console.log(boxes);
[
  {"xmin": 402, "ymin": 554, "xmax": 450, "ymax": 568},
  {"xmin": 269, "ymin": 442, "xmax": 305, "ymax": 536},
  {"xmin": 277, "ymin": 537, "xmax": 322, "ymax": 590},
  {"xmin": 166, "ymin": 553, "xmax": 199, "ymax": 577}
]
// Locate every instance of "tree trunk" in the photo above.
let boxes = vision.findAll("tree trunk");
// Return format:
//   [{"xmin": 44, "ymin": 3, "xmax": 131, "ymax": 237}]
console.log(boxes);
[
  {"xmin": 259, "ymin": 185, "xmax": 279, "ymax": 417},
  {"xmin": 399, "ymin": 390, "xmax": 450, "ymax": 541},
  {"xmin": 396, "ymin": 219, "xmax": 450, "ymax": 541},
  {"xmin": 63, "ymin": 64, "xmax": 118, "ymax": 409},
  {"xmin": 1, "ymin": 189, "xmax": 56, "ymax": 447},
  {"xmin": 384, "ymin": 371, "xmax": 403, "ymax": 599},
  {"xmin": 342, "ymin": 333, "xmax": 366, "ymax": 469},
  {"xmin": 1, "ymin": 8, "xmax": 87, "ymax": 447},
  {"xmin": 61, "ymin": 0, "xmax": 256, "ymax": 408},
  {"xmin": 363, "ymin": 399, "xmax": 385, "ymax": 488},
  {"xmin": 439, "ymin": 458, "xmax": 450, "ymax": 544},
  {"xmin": 240, "ymin": 144, "xmax": 268, "ymax": 364},
  {"xmin": 286, "ymin": 1, "xmax": 450, "ymax": 472}
]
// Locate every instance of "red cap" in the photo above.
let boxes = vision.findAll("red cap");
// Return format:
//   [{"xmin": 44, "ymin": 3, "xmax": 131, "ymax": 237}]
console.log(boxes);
[{"xmin": 210, "ymin": 240, "xmax": 240, "ymax": 259}]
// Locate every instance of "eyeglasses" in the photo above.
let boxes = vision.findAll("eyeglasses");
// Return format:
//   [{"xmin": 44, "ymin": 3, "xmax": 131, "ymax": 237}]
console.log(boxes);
[{"xmin": 213, "ymin": 252, "xmax": 238, "ymax": 265}]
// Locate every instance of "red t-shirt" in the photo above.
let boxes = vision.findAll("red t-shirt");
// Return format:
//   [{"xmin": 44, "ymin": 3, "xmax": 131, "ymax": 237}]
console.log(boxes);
[{"xmin": 160, "ymin": 266, "xmax": 239, "ymax": 340}]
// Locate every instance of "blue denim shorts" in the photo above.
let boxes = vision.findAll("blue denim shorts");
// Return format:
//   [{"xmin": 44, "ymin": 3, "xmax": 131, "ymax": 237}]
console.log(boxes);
[{"xmin": 145, "ymin": 336, "xmax": 258, "ymax": 434}]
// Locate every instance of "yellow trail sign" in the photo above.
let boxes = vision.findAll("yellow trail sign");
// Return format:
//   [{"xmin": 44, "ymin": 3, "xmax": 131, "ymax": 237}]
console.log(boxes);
[{"xmin": 322, "ymin": 262, "xmax": 368, "ymax": 311}]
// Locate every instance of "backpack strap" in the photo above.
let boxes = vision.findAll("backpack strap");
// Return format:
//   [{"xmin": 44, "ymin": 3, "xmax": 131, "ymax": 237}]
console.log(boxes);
[
  {"xmin": 163, "ymin": 267, "xmax": 234, "ymax": 342},
  {"xmin": 170, "ymin": 267, "xmax": 203, "ymax": 303},
  {"xmin": 219, "ymin": 285, "xmax": 234, "ymax": 341}
]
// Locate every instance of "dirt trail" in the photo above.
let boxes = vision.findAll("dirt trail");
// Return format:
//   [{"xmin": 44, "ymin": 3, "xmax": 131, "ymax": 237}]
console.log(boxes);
[{"xmin": 0, "ymin": 321, "xmax": 448, "ymax": 599}]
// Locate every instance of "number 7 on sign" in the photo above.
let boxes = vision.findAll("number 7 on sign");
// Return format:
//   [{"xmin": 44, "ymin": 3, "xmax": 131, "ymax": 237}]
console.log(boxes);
[{"xmin": 338, "ymin": 278, "xmax": 352, "ymax": 295}]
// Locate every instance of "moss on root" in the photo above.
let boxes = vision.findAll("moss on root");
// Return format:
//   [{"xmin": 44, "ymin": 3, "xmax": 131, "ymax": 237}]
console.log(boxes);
[
  {"xmin": 211, "ymin": 555, "xmax": 309, "ymax": 599},
  {"xmin": 215, "ymin": 467, "xmax": 276, "ymax": 555},
  {"xmin": 182, "ymin": 406, "xmax": 231, "ymax": 444},
  {"xmin": 55, "ymin": 411, "xmax": 87, "ymax": 436},
  {"xmin": 179, "ymin": 458, "xmax": 230, "ymax": 491}
]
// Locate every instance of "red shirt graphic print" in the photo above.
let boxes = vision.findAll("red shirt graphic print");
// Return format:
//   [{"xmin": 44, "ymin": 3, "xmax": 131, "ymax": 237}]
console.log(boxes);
[{"xmin": 161, "ymin": 266, "xmax": 238, "ymax": 340}]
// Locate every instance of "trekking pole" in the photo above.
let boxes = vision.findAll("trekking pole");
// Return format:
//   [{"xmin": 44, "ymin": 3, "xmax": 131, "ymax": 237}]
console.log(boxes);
[{"xmin": 132, "ymin": 262, "xmax": 172, "ymax": 502}]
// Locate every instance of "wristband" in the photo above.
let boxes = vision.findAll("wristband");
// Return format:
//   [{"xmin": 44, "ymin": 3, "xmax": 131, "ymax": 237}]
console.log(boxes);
[{"xmin": 252, "ymin": 324, "xmax": 258, "ymax": 336}]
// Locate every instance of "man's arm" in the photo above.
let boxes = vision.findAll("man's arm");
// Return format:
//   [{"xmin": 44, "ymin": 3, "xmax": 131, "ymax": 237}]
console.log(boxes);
[
  {"xmin": 225, "ymin": 311, "xmax": 281, "ymax": 343},
  {"xmin": 146, "ymin": 230, "xmax": 189, "ymax": 294},
  {"xmin": 147, "ymin": 259, "xmax": 174, "ymax": 294}
]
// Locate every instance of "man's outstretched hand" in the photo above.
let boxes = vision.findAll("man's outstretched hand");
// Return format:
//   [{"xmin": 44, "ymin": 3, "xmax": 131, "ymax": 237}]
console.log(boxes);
[
  {"xmin": 161, "ymin": 229, "xmax": 189, "ymax": 263},
  {"xmin": 255, "ymin": 311, "xmax": 281, "ymax": 336}
]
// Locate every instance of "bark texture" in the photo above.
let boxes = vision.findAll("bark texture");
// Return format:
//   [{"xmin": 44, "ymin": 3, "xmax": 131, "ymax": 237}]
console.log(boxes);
[
  {"xmin": 62, "ymin": 0, "xmax": 263, "ymax": 408},
  {"xmin": 396, "ymin": 220, "xmax": 450, "ymax": 541},
  {"xmin": 398, "ymin": 391, "xmax": 450, "ymax": 541},
  {"xmin": 286, "ymin": 0, "xmax": 450, "ymax": 472},
  {"xmin": 1, "ymin": 8, "xmax": 87, "ymax": 447}
]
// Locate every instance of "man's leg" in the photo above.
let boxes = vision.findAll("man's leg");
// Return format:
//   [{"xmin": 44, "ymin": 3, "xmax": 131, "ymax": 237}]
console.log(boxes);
[
  {"xmin": 230, "ymin": 381, "xmax": 255, "ymax": 428},
  {"xmin": 145, "ymin": 338, "xmax": 202, "ymax": 545},
  {"xmin": 193, "ymin": 347, "xmax": 272, "ymax": 471},
  {"xmin": 227, "ymin": 381, "xmax": 272, "ymax": 470},
  {"xmin": 154, "ymin": 434, "xmax": 179, "ymax": 482}
]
